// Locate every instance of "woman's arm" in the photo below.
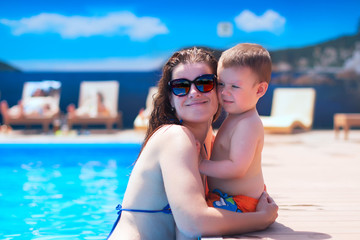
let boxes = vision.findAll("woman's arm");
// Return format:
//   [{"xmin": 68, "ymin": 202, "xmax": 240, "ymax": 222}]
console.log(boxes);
[{"xmin": 159, "ymin": 126, "xmax": 277, "ymax": 238}]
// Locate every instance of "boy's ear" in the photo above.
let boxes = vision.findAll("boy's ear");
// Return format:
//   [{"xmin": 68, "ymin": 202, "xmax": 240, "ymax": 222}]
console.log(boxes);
[{"xmin": 256, "ymin": 82, "xmax": 268, "ymax": 98}]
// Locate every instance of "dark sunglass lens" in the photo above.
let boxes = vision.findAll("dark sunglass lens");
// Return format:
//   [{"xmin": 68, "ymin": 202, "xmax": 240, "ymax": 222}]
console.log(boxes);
[
  {"xmin": 195, "ymin": 76, "xmax": 214, "ymax": 93},
  {"xmin": 171, "ymin": 80, "xmax": 190, "ymax": 96}
]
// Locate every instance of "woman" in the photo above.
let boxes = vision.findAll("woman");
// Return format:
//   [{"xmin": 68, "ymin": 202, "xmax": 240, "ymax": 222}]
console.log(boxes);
[{"xmin": 108, "ymin": 47, "xmax": 278, "ymax": 239}]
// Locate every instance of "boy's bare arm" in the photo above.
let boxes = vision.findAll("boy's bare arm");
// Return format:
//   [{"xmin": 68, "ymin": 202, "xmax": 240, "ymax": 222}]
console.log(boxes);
[{"xmin": 199, "ymin": 119, "xmax": 262, "ymax": 179}]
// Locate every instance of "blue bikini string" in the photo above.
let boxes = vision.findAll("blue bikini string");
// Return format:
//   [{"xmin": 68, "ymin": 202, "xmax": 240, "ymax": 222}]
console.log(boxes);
[
  {"xmin": 116, "ymin": 204, "xmax": 201, "ymax": 240},
  {"xmin": 107, "ymin": 204, "xmax": 172, "ymax": 239},
  {"xmin": 203, "ymin": 143, "xmax": 208, "ymax": 156},
  {"xmin": 116, "ymin": 203, "xmax": 172, "ymax": 216},
  {"xmin": 111, "ymin": 142, "xmax": 206, "ymax": 240}
]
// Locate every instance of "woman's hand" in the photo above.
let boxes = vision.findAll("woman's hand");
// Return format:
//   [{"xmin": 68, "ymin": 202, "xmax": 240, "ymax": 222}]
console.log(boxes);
[{"xmin": 256, "ymin": 191, "xmax": 278, "ymax": 229}]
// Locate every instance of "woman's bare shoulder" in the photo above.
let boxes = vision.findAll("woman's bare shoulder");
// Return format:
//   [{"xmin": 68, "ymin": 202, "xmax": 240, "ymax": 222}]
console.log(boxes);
[
  {"xmin": 146, "ymin": 125, "xmax": 197, "ymax": 160},
  {"xmin": 153, "ymin": 125, "xmax": 198, "ymax": 170},
  {"xmin": 153, "ymin": 124, "xmax": 196, "ymax": 143}
]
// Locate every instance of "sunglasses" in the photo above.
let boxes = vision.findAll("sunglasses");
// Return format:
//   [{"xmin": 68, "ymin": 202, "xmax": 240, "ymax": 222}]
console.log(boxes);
[{"xmin": 168, "ymin": 74, "xmax": 217, "ymax": 96}]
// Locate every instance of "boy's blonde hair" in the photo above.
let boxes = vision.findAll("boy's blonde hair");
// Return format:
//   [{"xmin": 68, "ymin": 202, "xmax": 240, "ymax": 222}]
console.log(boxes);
[{"xmin": 219, "ymin": 43, "xmax": 272, "ymax": 84}]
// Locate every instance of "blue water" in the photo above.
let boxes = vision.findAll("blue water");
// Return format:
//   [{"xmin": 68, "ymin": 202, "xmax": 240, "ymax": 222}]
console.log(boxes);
[
  {"xmin": 0, "ymin": 143, "xmax": 141, "ymax": 240},
  {"xmin": 1, "ymin": 71, "xmax": 360, "ymax": 129}
]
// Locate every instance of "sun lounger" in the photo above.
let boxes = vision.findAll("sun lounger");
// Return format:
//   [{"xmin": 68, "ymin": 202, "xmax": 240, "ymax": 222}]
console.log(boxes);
[
  {"xmin": 66, "ymin": 81, "xmax": 122, "ymax": 131},
  {"xmin": 260, "ymin": 87, "xmax": 316, "ymax": 133},
  {"xmin": 334, "ymin": 113, "xmax": 360, "ymax": 140},
  {"xmin": 0, "ymin": 80, "xmax": 61, "ymax": 132},
  {"xmin": 133, "ymin": 86, "xmax": 158, "ymax": 130}
]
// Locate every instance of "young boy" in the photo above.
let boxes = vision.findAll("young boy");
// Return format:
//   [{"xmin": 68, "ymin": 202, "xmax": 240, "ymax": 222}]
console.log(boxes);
[{"xmin": 200, "ymin": 43, "xmax": 271, "ymax": 213}]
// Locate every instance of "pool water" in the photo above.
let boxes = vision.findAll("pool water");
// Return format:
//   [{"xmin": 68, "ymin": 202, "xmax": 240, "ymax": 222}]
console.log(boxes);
[{"xmin": 0, "ymin": 143, "xmax": 141, "ymax": 240}]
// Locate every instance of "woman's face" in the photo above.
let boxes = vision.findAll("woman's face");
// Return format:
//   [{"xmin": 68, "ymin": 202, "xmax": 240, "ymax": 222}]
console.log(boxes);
[{"xmin": 170, "ymin": 63, "xmax": 218, "ymax": 124}]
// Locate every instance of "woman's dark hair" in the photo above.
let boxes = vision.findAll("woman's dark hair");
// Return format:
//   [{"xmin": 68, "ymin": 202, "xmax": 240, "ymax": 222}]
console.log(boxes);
[{"xmin": 142, "ymin": 47, "xmax": 219, "ymax": 150}]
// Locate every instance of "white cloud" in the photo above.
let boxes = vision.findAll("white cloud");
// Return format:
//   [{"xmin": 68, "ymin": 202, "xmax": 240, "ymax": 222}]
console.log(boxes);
[
  {"xmin": 9, "ymin": 57, "xmax": 167, "ymax": 72},
  {"xmin": 234, "ymin": 10, "xmax": 286, "ymax": 34},
  {"xmin": 0, "ymin": 11, "xmax": 169, "ymax": 40}
]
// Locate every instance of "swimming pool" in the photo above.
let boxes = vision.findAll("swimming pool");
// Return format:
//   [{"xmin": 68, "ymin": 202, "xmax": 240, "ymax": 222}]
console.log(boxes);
[{"xmin": 0, "ymin": 143, "xmax": 141, "ymax": 240}]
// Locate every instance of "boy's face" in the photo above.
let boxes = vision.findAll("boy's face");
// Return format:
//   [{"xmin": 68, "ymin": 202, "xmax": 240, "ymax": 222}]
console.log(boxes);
[{"xmin": 217, "ymin": 65, "xmax": 266, "ymax": 114}]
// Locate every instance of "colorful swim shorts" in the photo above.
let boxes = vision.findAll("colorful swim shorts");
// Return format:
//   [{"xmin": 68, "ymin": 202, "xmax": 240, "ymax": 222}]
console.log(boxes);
[{"xmin": 206, "ymin": 189, "xmax": 259, "ymax": 213}]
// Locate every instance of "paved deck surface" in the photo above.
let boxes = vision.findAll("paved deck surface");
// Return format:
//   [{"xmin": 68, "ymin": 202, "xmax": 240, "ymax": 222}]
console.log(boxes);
[
  {"xmin": 211, "ymin": 130, "xmax": 360, "ymax": 240},
  {"xmin": 1, "ymin": 129, "xmax": 359, "ymax": 239}
]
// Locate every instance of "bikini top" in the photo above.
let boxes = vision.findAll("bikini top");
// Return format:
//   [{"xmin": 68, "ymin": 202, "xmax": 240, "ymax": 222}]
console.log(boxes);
[
  {"xmin": 116, "ymin": 203, "xmax": 172, "ymax": 216},
  {"xmin": 111, "ymin": 204, "xmax": 202, "ymax": 240},
  {"xmin": 107, "ymin": 204, "xmax": 172, "ymax": 239},
  {"xmin": 115, "ymin": 144, "xmax": 208, "ymax": 216}
]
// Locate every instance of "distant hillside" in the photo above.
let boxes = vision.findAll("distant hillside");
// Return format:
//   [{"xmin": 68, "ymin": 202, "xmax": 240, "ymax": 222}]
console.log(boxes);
[
  {"xmin": 270, "ymin": 32, "xmax": 360, "ymax": 71},
  {"xmin": 0, "ymin": 61, "xmax": 20, "ymax": 72},
  {"xmin": 197, "ymin": 32, "xmax": 360, "ymax": 72}
]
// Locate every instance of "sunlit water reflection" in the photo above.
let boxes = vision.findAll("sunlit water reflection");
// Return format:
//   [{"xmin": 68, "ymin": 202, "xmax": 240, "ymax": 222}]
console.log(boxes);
[{"xmin": 0, "ymin": 143, "xmax": 140, "ymax": 239}]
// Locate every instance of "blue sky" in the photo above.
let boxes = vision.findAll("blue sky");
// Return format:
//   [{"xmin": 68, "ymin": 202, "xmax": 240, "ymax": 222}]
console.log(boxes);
[{"xmin": 0, "ymin": 0, "xmax": 359, "ymax": 71}]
